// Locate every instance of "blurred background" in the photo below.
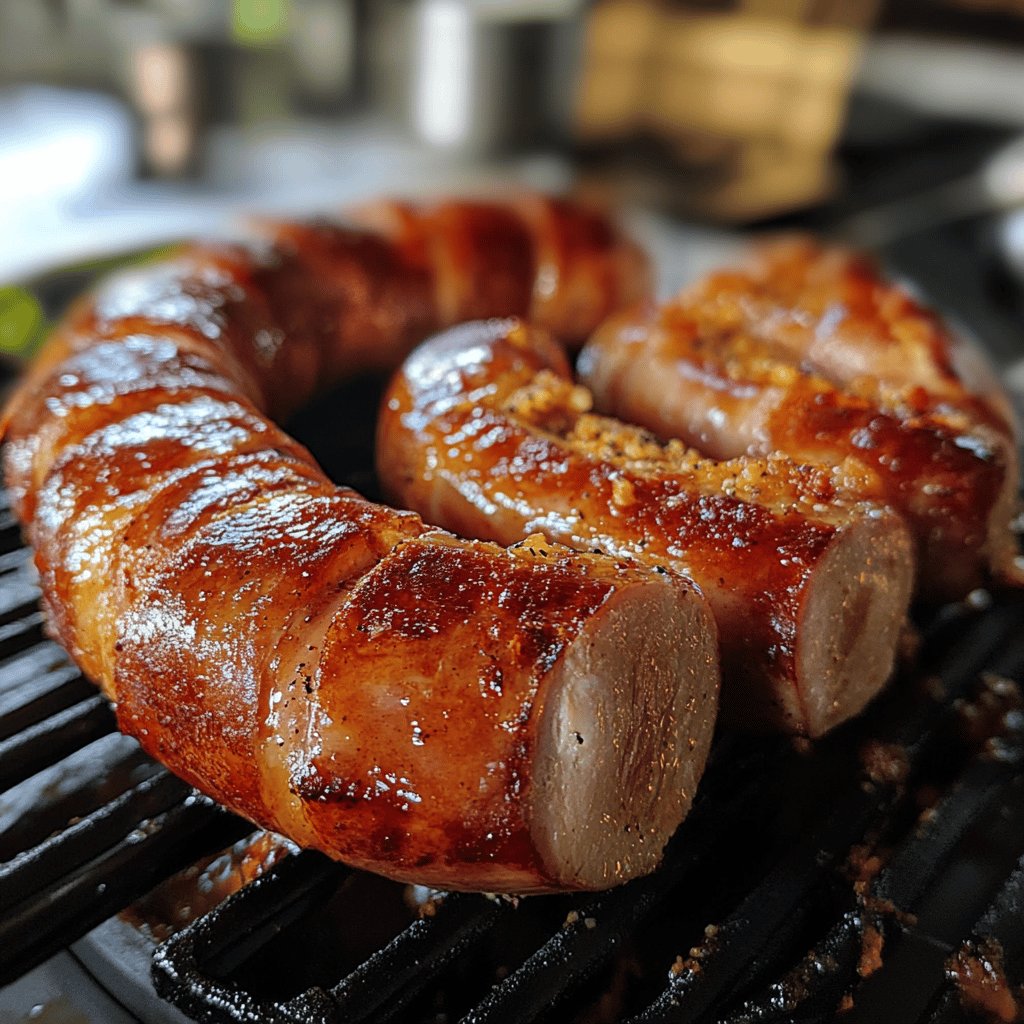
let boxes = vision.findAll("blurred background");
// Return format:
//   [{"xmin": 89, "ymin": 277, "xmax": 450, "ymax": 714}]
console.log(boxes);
[{"xmin": 3, "ymin": 0, "xmax": 1024, "ymax": 317}]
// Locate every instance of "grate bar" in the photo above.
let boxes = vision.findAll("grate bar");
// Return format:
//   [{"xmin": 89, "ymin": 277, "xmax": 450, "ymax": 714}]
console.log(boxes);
[
  {"xmin": 0, "ymin": 507, "xmax": 20, "ymax": 541},
  {"xmin": 0, "ymin": 557, "xmax": 39, "ymax": 620},
  {"xmin": 970, "ymin": 855, "xmax": 1024, "ymax": 965},
  {"xmin": 631, "ymin": 743, "xmax": 1010, "ymax": 1022},
  {"xmin": 896, "ymin": 599, "xmax": 1024, "ymax": 753},
  {"xmin": 327, "ymin": 894, "xmax": 507, "ymax": 1024},
  {"xmin": 0, "ymin": 789, "xmax": 246, "ymax": 986},
  {"xmin": 917, "ymin": 854, "xmax": 1024, "ymax": 1024},
  {"xmin": 0, "ymin": 546, "xmax": 32, "ymax": 575},
  {"xmin": 873, "ymin": 759, "xmax": 1023, "ymax": 913},
  {"xmin": 0, "ymin": 732, "xmax": 159, "ymax": 859},
  {"xmin": 0, "ymin": 608, "xmax": 46, "ymax": 658},
  {"xmin": 719, "ymin": 910, "xmax": 867, "ymax": 1024},
  {"xmin": 629, "ymin": 799, "xmax": 878, "ymax": 1024},
  {"xmin": 155, "ymin": 851, "xmax": 508, "ymax": 1024},
  {"xmin": 458, "ymin": 746, "xmax": 777, "ymax": 1024},
  {"xmin": 0, "ymin": 639, "xmax": 79, "ymax": 696},
  {"xmin": 0, "ymin": 660, "xmax": 90, "ymax": 742},
  {"xmin": 721, "ymin": 743, "xmax": 1024, "ymax": 1023},
  {"xmin": 0, "ymin": 693, "xmax": 114, "ymax": 788},
  {"xmin": 0, "ymin": 766, "xmax": 187, "ymax": 908},
  {"xmin": 154, "ymin": 851, "xmax": 350, "ymax": 1024}
]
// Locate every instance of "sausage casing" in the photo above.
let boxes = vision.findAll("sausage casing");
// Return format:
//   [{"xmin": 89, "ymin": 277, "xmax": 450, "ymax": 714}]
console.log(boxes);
[
  {"xmin": 3, "ymin": 199, "xmax": 718, "ymax": 893},
  {"xmin": 580, "ymin": 240, "xmax": 1022, "ymax": 600}
]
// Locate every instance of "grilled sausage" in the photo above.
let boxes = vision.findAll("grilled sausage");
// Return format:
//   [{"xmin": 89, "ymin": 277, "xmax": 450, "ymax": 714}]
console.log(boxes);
[
  {"xmin": 681, "ymin": 238, "xmax": 1013, "ymax": 422},
  {"xmin": 347, "ymin": 195, "xmax": 651, "ymax": 346},
  {"xmin": 2, "ymin": 200, "xmax": 718, "ymax": 894},
  {"xmin": 378, "ymin": 319, "xmax": 915, "ymax": 737},
  {"xmin": 579, "ymin": 243, "xmax": 1021, "ymax": 600}
]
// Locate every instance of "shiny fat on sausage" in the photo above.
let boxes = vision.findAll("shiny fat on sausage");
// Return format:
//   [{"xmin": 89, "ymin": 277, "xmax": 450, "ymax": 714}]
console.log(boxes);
[
  {"xmin": 377, "ymin": 319, "xmax": 915, "ymax": 738},
  {"xmin": 347, "ymin": 195, "xmax": 652, "ymax": 347},
  {"xmin": 2, "ymin": 198, "xmax": 718, "ymax": 894},
  {"xmin": 679, "ymin": 237, "xmax": 1014, "ymax": 427},
  {"xmin": 578, "ymin": 248, "xmax": 1021, "ymax": 600}
]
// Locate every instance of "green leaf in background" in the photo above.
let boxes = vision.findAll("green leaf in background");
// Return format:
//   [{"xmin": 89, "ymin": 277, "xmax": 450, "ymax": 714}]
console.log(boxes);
[
  {"xmin": 232, "ymin": 0, "xmax": 289, "ymax": 46},
  {"xmin": 0, "ymin": 242, "xmax": 181, "ymax": 364},
  {"xmin": 0, "ymin": 287, "xmax": 47, "ymax": 359},
  {"xmin": 61, "ymin": 242, "xmax": 182, "ymax": 279}
]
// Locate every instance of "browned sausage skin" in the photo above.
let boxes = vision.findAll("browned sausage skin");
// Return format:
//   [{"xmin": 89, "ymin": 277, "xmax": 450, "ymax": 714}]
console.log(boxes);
[
  {"xmin": 347, "ymin": 195, "xmax": 651, "ymax": 346},
  {"xmin": 3, "ymin": 200, "xmax": 718, "ymax": 893},
  {"xmin": 377, "ymin": 319, "xmax": 915, "ymax": 738},
  {"xmin": 579, "ymin": 244, "xmax": 1021, "ymax": 600},
  {"xmin": 684, "ymin": 238, "xmax": 1012, "ymax": 424}
]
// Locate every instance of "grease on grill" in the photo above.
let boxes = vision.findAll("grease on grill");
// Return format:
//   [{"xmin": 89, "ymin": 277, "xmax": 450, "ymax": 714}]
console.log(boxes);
[
  {"xmin": 859, "ymin": 741, "xmax": 910, "ymax": 789},
  {"xmin": 122, "ymin": 831, "xmax": 294, "ymax": 941},
  {"xmin": 669, "ymin": 923, "xmax": 720, "ymax": 979},
  {"xmin": 955, "ymin": 673, "xmax": 1024, "ymax": 759},
  {"xmin": 857, "ymin": 921, "xmax": 884, "ymax": 979},
  {"xmin": 846, "ymin": 843, "xmax": 886, "ymax": 890},
  {"xmin": 948, "ymin": 937, "xmax": 1023, "ymax": 1023}
]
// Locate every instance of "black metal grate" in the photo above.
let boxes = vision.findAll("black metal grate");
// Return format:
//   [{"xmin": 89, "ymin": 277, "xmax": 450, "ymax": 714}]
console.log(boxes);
[{"xmin": 2, "ymin": 449, "xmax": 1023, "ymax": 1023}]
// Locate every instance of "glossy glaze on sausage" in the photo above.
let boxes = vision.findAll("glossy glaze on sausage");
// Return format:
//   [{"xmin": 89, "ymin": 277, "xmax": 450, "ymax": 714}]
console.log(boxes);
[
  {"xmin": 378, "ymin": 319, "xmax": 915, "ymax": 737},
  {"xmin": 2, "ymin": 198, "xmax": 720, "ymax": 893},
  {"xmin": 347, "ymin": 195, "xmax": 651, "ymax": 347},
  {"xmin": 579, "ymin": 242, "xmax": 1021, "ymax": 600},
  {"xmin": 679, "ymin": 238, "xmax": 1013, "ymax": 425}
]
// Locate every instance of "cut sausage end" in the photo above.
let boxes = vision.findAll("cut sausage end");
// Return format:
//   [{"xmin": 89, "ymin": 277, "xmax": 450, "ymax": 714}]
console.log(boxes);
[
  {"xmin": 796, "ymin": 513, "xmax": 914, "ymax": 738},
  {"xmin": 529, "ymin": 578, "xmax": 719, "ymax": 890}
]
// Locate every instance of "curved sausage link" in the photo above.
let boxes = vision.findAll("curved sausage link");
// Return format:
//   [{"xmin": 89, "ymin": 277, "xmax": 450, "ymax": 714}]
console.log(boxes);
[
  {"xmin": 348, "ymin": 195, "xmax": 651, "ymax": 346},
  {"xmin": 2, "ymin": 199, "xmax": 717, "ymax": 893},
  {"xmin": 683, "ymin": 238, "xmax": 1014, "ymax": 426},
  {"xmin": 578, "ymin": 251, "xmax": 1021, "ymax": 600},
  {"xmin": 378, "ymin": 319, "xmax": 915, "ymax": 738}
]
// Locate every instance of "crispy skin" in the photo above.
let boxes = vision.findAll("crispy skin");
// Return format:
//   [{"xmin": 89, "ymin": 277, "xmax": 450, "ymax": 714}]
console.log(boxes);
[
  {"xmin": 378, "ymin": 320, "xmax": 915, "ymax": 737},
  {"xmin": 512, "ymin": 195, "xmax": 652, "ymax": 345},
  {"xmin": 348, "ymin": 196, "xmax": 651, "ymax": 347},
  {"xmin": 1, "ymin": 199, "xmax": 719, "ymax": 893},
  {"xmin": 688, "ymin": 238, "xmax": 1012, "ymax": 424},
  {"xmin": 580, "ymin": 242, "xmax": 1021, "ymax": 600}
]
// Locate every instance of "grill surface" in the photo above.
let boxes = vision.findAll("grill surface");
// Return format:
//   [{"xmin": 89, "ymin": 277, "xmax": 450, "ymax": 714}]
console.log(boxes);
[{"xmin": 2, "ymin": 243, "xmax": 1024, "ymax": 1024}]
